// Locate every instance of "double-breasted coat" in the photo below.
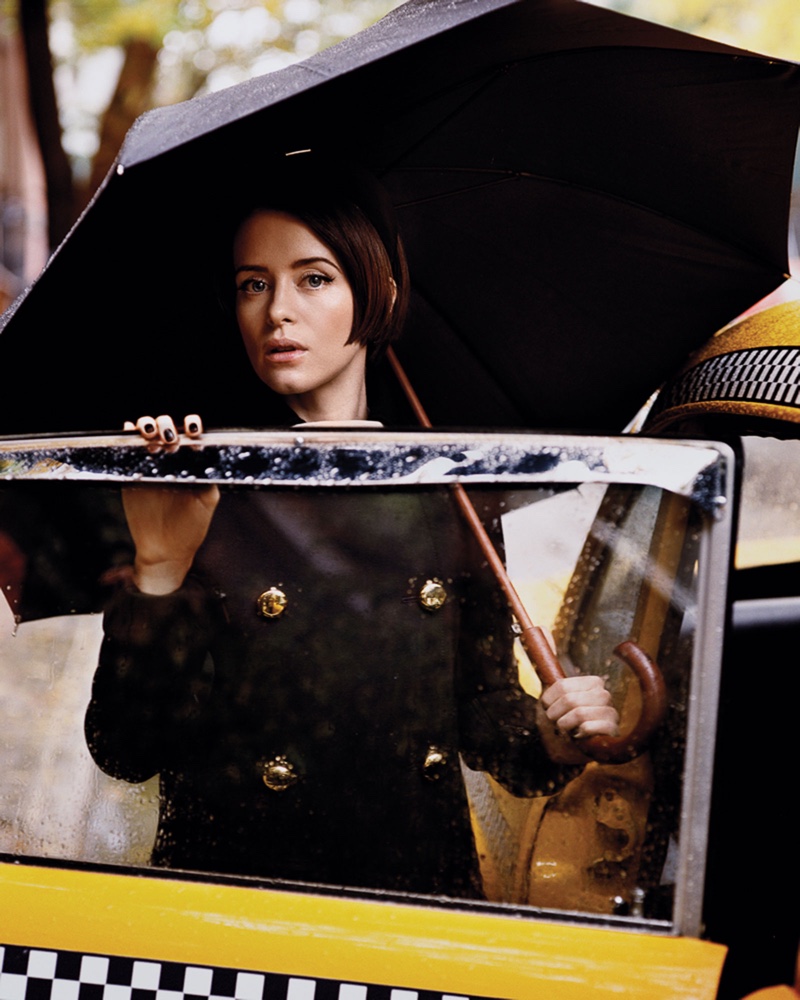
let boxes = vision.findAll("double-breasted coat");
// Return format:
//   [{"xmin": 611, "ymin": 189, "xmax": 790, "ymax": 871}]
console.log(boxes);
[{"xmin": 86, "ymin": 486, "xmax": 573, "ymax": 898}]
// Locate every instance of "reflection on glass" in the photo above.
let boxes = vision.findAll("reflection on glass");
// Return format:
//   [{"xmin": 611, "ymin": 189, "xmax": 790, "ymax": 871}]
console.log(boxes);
[{"xmin": 0, "ymin": 481, "xmax": 701, "ymax": 920}]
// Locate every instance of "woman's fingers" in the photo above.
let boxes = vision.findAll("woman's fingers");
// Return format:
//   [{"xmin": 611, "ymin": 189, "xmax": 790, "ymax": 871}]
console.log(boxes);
[
  {"xmin": 183, "ymin": 414, "xmax": 203, "ymax": 438},
  {"xmin": 560, "ymin": 706, "xmax": 619, "ymax": 739},
  {"xmin": 155, "ymin": 415, "xmax": 178, "ymax": 444},
  {"xmin": 542, "ymin": 675, "xmax": 619, "ymax": 738},
  {"xmin": 123, "ymin": 414, "xmax": 203, "ymax": 445},
  {"xmin": 123, "ymin": 416, "xmax": 158, "ymax": 438},
  {"xmin": 541, "ymin": 674, "xmax": 609, "ymax": 710}
]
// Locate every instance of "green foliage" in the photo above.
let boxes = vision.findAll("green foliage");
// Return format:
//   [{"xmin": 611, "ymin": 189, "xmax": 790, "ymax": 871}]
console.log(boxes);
[
  {"xmin": 51, "ymin": 1, "xmax": 402, "ymax": 73},
  {"xmin": 590, "ymin": 0, "xmax": 800, "ymax": 62},
  {"xmin": 57, "ymin": 0, "xmax": 182, "ymax": 48},
  {"xmin": 151, "ymin": 0, "xmax": 402, "ymax": 104}
]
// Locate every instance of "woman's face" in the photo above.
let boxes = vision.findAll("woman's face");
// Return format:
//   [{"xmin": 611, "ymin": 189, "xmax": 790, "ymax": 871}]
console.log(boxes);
[{"xmin": 233, "ymin": 210, "xmax": 366, "ymax": 422}]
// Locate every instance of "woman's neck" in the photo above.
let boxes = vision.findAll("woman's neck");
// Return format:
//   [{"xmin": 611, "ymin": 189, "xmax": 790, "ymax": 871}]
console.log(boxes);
[{"xmin": 285, "ymin": 373, "xmax": 369, "ymax": 423}]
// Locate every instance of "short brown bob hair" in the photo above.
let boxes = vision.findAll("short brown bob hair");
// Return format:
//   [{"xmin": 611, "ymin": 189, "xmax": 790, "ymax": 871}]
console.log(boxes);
[{"xmin": 231, "ymin": 153, "xmax": 409, "ymax": 355}]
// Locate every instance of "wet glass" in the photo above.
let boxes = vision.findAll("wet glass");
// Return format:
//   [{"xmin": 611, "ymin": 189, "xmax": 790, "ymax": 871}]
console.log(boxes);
[{"xmin": 0, "ymin": 471, "xmax": 711, "ymax": 925}]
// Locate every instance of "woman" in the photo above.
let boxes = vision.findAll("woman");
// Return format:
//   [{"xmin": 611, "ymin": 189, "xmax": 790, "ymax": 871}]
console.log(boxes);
[{"xmin": 86, "ymin": 153, "xmax": 617, "ymax": 898}]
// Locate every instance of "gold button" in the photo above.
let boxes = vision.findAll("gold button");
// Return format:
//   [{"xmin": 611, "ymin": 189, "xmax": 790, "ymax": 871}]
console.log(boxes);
[
  {"xmin": 257, "ymin": 587, "xmax": 287, "ymax": 618},
  {"xmin": 260, "ymin": 755, "xmax": 299, "ymax": 791},
  {"xmin": 418, "ymin": 579, "xmax": 447, "ymax": 611},
  {"xmin": 422, "ymin": 745, "xmax": 449, "ymax": 781}
]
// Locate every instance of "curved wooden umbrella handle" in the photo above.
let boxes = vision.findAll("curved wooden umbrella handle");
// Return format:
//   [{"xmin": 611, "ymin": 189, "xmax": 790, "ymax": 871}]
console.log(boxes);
[{"xmin": 520, "ymin": 625, "xmax": 667, "ymax": 763}]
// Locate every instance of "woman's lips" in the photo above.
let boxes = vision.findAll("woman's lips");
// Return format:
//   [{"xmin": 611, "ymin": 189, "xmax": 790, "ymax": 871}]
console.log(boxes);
[{"xmin": 264, "ymin": 339, "xmax": 306, "ymax": 363}]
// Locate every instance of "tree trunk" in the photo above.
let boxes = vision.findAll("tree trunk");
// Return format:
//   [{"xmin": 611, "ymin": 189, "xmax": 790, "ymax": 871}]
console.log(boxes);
[
  {"xmin": 87, "ymin": 38, "xmax": 159, "ymax": 202},
  {"xmin": 19, "ymin": 0, "xmax": 76, "ymax": 251}
]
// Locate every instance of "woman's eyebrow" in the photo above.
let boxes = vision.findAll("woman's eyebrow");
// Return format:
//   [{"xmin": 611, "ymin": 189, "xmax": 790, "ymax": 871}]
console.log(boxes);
[
  {"xmin": 234, "ymin": 264, "xmax": 268, "ymax": 276},
  {"xmin": 234, "ymin": 257, "xmax": 340, "ymax": 275},
  {"xmin": 293, "ymin": 256, "xmax": 340, "ymax": 270}
]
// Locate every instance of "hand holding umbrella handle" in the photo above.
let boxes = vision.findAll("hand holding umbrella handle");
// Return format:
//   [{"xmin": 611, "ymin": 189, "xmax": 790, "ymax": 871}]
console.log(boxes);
[
  {"xmin": 387, "ymin": 348, "xmax": 668, "ymax": 766},
  {"xmin": 519, "ymin": 625, "xmax": 667, "ymax": 764}
]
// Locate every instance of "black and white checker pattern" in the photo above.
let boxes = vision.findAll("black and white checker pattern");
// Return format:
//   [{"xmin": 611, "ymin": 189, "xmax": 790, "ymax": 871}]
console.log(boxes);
[
  {"xmin": 653, "ymin": 345, "xmax": 800, "ymax": 418},
  {"xmin": 0, "ymin": 945, "xmax": 498, "ymax": 1000}
]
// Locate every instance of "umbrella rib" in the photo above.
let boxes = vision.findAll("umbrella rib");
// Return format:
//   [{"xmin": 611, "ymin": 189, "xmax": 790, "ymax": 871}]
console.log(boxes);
[
  {"xmin": 378, "ymin": 66, "xmax": 512, "ymax": 176},
  {"xmin": 393, "ymin": 171, "xmax": 520, "ymax": 210},
  {"xmin": 403, "ymin": 277, "xmax": 531, "ymax": 424}
]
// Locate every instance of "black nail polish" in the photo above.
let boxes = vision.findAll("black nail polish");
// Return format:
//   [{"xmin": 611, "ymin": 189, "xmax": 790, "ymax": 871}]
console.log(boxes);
[
  {"xmin": 187, "ymin": 422, "xmax": 198, "ymax": 434},
  {"xmin": 143, "ymin": 423, "xmax": 155, "ymax": 434},
  {"xmin": 164, "ymin": 428, "xmax": 175, "ymax": 443}
]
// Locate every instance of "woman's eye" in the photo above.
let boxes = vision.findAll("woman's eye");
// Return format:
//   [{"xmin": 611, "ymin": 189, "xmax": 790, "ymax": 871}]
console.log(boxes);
[
  {"xmin": 304, "ymin": 273, "xmax": 332, "ymax": 289},
  {"xmin": 238, "ymin": 277, "xmax": 268, "ymax": 294}
]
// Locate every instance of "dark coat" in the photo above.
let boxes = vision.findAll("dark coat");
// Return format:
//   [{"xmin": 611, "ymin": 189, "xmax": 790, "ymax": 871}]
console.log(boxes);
[{"xmin": 86, "ymin": 487, "xmax": 572, "ymax": 898}]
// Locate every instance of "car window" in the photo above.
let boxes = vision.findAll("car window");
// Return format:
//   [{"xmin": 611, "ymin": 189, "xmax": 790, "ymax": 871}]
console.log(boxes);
[
  {"xmin": 736, "ymin": 436, "xmax": 800, "ymax": 569},
  {"xmin": 0, "ymin": 432, "xmax": 731, "ymax": 936}
]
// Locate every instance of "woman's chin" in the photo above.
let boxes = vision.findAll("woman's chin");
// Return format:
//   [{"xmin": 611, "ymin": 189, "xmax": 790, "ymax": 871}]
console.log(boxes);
[{"xmin": 255, "ymin": 369, "xmax": 309, "ymax": 398}]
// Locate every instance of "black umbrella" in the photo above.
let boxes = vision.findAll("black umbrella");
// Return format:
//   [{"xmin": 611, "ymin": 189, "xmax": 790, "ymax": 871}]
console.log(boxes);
[{"xmin": 1, "ymin": 0, "xmax": 799, "ymax": 433}]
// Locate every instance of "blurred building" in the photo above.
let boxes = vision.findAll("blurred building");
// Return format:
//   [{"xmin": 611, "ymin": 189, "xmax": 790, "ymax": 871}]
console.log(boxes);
[{"xmin": 0, "ymin": 20, "xmax": 48, "ymax": 314}]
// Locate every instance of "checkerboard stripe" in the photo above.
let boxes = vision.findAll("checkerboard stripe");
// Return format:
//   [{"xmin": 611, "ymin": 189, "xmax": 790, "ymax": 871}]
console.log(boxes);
[
  {"xmin": 652, "ymin": 345, "xmax": 800, "ymax": 417},
  {"xmin": 0, "ymin": 946, "xmax": 496, "ymax": 1000}
]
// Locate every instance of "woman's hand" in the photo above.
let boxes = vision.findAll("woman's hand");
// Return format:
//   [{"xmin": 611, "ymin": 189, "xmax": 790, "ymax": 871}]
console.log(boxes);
[
  {"xmin": 541, "ymin": 675, "xmax": 619, "ymax": 738},
  {"xmin": 121, "ymin": 414, "xmax": 218, "ymax": 594},
  {"xmin": 538, "ymin": 675, "xmax": 620, "ymax": 763},
  {"xmin": 124, "ymin": 413, "xmax": 203, "ymax": 448},
  {"xmin": 123, "ymin": 484, "xmax": 220, "ymax": 595}
]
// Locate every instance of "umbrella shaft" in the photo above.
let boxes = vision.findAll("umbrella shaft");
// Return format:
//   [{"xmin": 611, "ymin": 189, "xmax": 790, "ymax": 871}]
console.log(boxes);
[{"xmin": 386, "ymin": 348, "xmax": 563, "ymax": 686}]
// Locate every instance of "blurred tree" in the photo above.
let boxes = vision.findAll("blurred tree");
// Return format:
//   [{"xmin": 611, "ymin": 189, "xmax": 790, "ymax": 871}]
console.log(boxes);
[
  {"xmin": 10, "ymin": 0, "xmax": 400, "ymax": 251},
  {"xmin": 18, "ymin": 0, "xmax": 74, "ymax": 248}
]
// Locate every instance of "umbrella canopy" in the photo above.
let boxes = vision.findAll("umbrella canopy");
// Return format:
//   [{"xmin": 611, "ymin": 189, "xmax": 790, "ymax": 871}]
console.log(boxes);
[{"xmin": 1, "ymin": 0, "xmax": 799, "ymax": 434}]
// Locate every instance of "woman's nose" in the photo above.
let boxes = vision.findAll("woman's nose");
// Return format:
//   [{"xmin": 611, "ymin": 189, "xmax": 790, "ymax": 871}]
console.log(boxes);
[{"xmin": 266, "ymin": 280, "xmax": 294, "ymax": 326}]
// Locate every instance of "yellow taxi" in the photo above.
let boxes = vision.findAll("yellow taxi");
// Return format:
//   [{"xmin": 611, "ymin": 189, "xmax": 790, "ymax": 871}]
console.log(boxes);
[{"xmin": 0, "ymin": 427, "xmax": 746, "ymax": 1000}]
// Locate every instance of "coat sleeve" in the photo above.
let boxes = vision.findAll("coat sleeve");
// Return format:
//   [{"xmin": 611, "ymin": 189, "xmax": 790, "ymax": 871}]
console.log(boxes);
[{"xmin": 85, "ymin": 577, "xmax": 223, "ymax": 783}]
